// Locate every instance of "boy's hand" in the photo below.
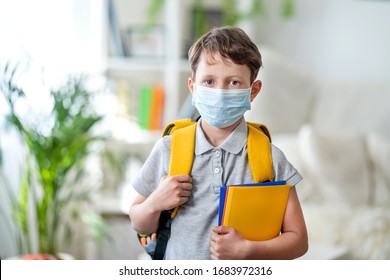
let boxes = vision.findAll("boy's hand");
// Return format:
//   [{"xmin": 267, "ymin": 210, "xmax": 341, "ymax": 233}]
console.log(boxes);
[
  {"xmin": 149, "ymin": 175, "xmax": 193, "ymax": 212},
  {"xmin": 210, "ymin": 226, "xmax": 249, "ymax": 260}
]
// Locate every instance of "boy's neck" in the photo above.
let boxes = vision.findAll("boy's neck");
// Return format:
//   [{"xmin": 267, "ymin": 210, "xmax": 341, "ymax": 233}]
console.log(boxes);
[{"xmin": 200, "ymin": 118, "xmax": 243, "ymax": 147}]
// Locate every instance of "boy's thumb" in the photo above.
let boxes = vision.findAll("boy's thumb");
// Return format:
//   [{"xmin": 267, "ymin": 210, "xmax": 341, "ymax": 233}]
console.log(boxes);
[{"xmin": 212, "ymin": 226, "xmax": 230, "ymax": 235}]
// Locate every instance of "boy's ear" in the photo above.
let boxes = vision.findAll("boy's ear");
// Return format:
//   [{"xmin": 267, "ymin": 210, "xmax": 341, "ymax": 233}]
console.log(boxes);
[
  {"xmin": 188, "ymin": 77, "xmax": 194, "ymax": 95},
  {"xmin": 250, "ymin": 80, "xmax": 262, "ymax": 102}
]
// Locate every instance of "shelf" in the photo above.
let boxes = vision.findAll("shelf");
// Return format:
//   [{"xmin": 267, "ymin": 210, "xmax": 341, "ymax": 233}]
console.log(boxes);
[
  {"xmin": 108, "ymin": 130, "xmax": 161, "ymax": 146},
  {"xmin": 104, "ymin": 57, "xmax": 166, "ymax": 72},
  {"xmin": 104, "ymin": 57, "xmax": 190, "ymax": 73},
  {"xmin": 95, "ymin": 191, "xmax": 124, "ymax": 215},
  {"xmin": 95, "ymin": 185, "xmax": 139, "ymax": 216},
  {"xmin": 103, "ymin": 0, "xmax": 185, "ymax": 124},
  {"xmin": 109, "ymin": 119, "xmax": 161, "ymax": 144}
]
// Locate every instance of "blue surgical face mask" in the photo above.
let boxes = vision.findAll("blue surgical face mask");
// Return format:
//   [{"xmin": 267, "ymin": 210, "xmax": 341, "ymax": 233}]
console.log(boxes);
[{"xmin": 192, "ymin": 84, "xmax": 252, "ymax": 128}]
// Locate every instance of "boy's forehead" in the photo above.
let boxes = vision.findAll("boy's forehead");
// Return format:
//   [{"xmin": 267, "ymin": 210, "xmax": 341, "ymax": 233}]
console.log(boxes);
[
  {"xmin": 201, "ymin": 51, "xmax": 234, "ymax": 66},
  {"xmin": 196, "ymin": 52, "xmax": 252, "ymax": 83}
]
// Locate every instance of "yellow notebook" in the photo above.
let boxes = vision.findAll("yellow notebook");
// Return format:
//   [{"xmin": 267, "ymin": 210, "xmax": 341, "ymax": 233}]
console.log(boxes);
[{"xmin": 219, "ymin": 181, "xmax": 290, "ymax": 241}]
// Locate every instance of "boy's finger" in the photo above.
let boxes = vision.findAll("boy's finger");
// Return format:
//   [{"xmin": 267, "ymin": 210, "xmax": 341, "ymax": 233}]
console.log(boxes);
[
  {"xmin": 172, "ymin": 174, "xmax": 192, "ymax": 183},
  {"xmin": 181, "ymin": 182, "xmax": 193, "ymax": 190},
  {"xmin": 180, "ymin": 190, "xmax": 192, "ymax": 197},
  {"xmin": 215, "ymin": 226, "xmax": 233, "ymax": 235}
]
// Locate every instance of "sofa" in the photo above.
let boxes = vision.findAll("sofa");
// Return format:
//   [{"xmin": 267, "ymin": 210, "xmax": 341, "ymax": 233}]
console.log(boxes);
[{"xmin": 245, "ymin": 47, "xmax": 390, "ymax": 259}]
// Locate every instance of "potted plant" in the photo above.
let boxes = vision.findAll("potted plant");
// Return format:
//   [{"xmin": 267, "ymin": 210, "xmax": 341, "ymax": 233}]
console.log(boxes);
[{"xmin": 0, "ymin": 62, "xmax": 110, "ymax": 259}]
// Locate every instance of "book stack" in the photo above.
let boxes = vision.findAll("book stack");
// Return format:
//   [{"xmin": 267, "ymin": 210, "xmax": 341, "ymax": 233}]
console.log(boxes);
[
  {"xmin": 138, "ymin": 84, "xmax": 165, "ymax": 130},
  {"xmin": 219, "ymin": 181, "xmax": 290, "ymax": 241}
]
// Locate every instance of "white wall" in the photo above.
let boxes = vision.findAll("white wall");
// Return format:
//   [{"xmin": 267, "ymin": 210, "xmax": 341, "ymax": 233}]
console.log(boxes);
[{"xmin": 253, "ymin": 0, "xmax": 390, "ymax": 84}]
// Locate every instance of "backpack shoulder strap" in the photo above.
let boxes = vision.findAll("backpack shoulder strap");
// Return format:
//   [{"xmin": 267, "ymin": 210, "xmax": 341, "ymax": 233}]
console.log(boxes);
[
  {"xmin": 152, "ymin": 119, "xmax": 196, "ymax": 260},
  {"xmin": 246, "ymin": 121, "xmax": 272, "ymax": 142},
  {"xmin": 163, "ymin": 119, "xmax": 197, "ymax": 219},
  {"xmin": 168, "ymin": 122, "xmax": 197, "ymax": 176},
  {"xmin": 162, "ymin": 118, "xmax": 195, "ymax": 136},
  {"xmin": 246, "ymin": 122, "xmax": 274, "ymax": 183}
]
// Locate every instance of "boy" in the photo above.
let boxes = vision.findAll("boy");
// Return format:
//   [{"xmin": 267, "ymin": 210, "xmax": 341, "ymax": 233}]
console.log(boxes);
[{"xmin": 129, "ymin": 26, "xmax": 308, "ymax": 260}]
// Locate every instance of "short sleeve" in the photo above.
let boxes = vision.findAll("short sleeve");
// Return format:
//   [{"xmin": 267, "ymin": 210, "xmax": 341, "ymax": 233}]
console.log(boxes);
[
  {"xmin": 271, "ymin": 144, "xmax": 302, "ymax": 187},
  {"xmin": 131, "ymin": 136, "xmax": 171, "ymax": 197}
]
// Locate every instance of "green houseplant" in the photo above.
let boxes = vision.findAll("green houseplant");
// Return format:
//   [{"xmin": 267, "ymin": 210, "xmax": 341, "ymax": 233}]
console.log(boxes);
[{"xmin": 0, "ymin": 62, "xmax": 109, "ymax": 259}]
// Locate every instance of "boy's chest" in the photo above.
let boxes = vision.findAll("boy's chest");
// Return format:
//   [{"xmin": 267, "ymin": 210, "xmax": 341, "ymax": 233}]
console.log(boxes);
[{"xmin": 189, "ymin": 147, "xmax": 253, "ymax": 195}]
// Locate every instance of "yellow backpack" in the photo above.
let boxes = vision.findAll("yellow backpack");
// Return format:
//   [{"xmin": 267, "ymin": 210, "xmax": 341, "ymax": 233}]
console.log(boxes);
[{"xmin": 138, "ymin": 118, "xmax": 273, "ymax": 259}]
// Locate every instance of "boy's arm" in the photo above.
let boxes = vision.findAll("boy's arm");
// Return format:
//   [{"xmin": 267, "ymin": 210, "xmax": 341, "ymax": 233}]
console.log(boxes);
[
  {"xmin": 129, "ymin": 174, "xmax": 193, "ymax": 234},
  {"xmin": 129, "ymin": 194, "xmax": 160, "ymax": 234},
  {"xmin": 210, "ymin": 186, "xmax": 308, "ymax": 260}
]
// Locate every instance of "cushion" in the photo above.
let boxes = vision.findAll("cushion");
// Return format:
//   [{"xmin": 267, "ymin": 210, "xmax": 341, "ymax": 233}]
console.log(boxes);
[
  {"xmin": 245, "ymin": 46, "xmax": 317, "ymax": 134},
  {"xmin": 298, "ymin": 125, "xmax": 371, "ymax": 207},
  {"xmin": 311, "ymin": 81, "xmax": 390, "ymax": 136},
  {"xmin": 342, "ymin": 206, "xmax": 390, "ymax": 259},
  {"xmin": 301, "ymin": 203, "xmax": 350, "ymax": 246},
  {"xmin": 272, "ymin": 133, "xmax": 318, "ymax": 203},
  {"xmin": 366, "ymin": 133, "xmax": 390, "ymax": 206}
]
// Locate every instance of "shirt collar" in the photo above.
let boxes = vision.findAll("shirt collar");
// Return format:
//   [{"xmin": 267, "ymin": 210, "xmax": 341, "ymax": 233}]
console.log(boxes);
[{"xmin": 195, "ymin": 118, "xmax": 248, "ymax": 155}]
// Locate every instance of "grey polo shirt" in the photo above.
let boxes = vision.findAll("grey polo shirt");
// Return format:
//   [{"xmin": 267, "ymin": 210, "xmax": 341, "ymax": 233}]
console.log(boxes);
[{"xmin": 132, "ymin": 118, "xmax": 302, "ymax": 260}]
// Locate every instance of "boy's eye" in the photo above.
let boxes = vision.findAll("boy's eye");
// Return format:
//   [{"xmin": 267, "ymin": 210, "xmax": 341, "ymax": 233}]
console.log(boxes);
[
  {"xmin": 204, "ymin": 80, "xmax": 213, "ymax": 86},
  {"xmin": 228, "ymin": 80, "xmax": 240, "ymax": 86}
]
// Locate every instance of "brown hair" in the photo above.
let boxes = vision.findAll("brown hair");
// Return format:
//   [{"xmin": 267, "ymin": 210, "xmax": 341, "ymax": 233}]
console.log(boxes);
[{"xmin": 188, "ymin": 26, "xmax": 262, "ymax": 83}]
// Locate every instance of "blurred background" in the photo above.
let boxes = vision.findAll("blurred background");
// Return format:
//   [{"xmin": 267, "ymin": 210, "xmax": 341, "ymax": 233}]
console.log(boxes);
[{"xmin": 1, "ymin": 0, "xmax": 389, "ymax": 260}]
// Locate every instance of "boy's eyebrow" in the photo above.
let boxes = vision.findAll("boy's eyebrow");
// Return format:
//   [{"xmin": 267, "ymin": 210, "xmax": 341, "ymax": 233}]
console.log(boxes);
[
  {"xmin": 198, "ymin": 74, "xmax": 247, "ymax": 81},
  {"xmin": 226, "ymin": 75, "xmax": 246, "ymax": 80},
  {"xmin": 197, "ymin": 73, "xmax": 216, "ymax": 78}
]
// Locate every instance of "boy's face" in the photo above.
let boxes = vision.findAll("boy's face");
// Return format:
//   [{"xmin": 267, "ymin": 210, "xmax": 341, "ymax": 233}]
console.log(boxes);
[{"xmin": 188, "ymin": 52, "xmax": 261, "ymax": 101}]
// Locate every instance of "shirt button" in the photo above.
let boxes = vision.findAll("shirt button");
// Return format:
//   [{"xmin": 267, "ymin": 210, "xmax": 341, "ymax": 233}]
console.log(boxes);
[
  {"xmin": 215, "ymin": 150, "xmax": 221, "ymax": 157},
  {"xmin": 214, "ymin": 167, "xmax": 220, "ymax": 174}
]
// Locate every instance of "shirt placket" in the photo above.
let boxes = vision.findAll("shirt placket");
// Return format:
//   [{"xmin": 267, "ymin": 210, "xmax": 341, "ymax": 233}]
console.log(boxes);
[{"xmin": 212, "ymin": 148, "xmax": 223, "ymax": 193}]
